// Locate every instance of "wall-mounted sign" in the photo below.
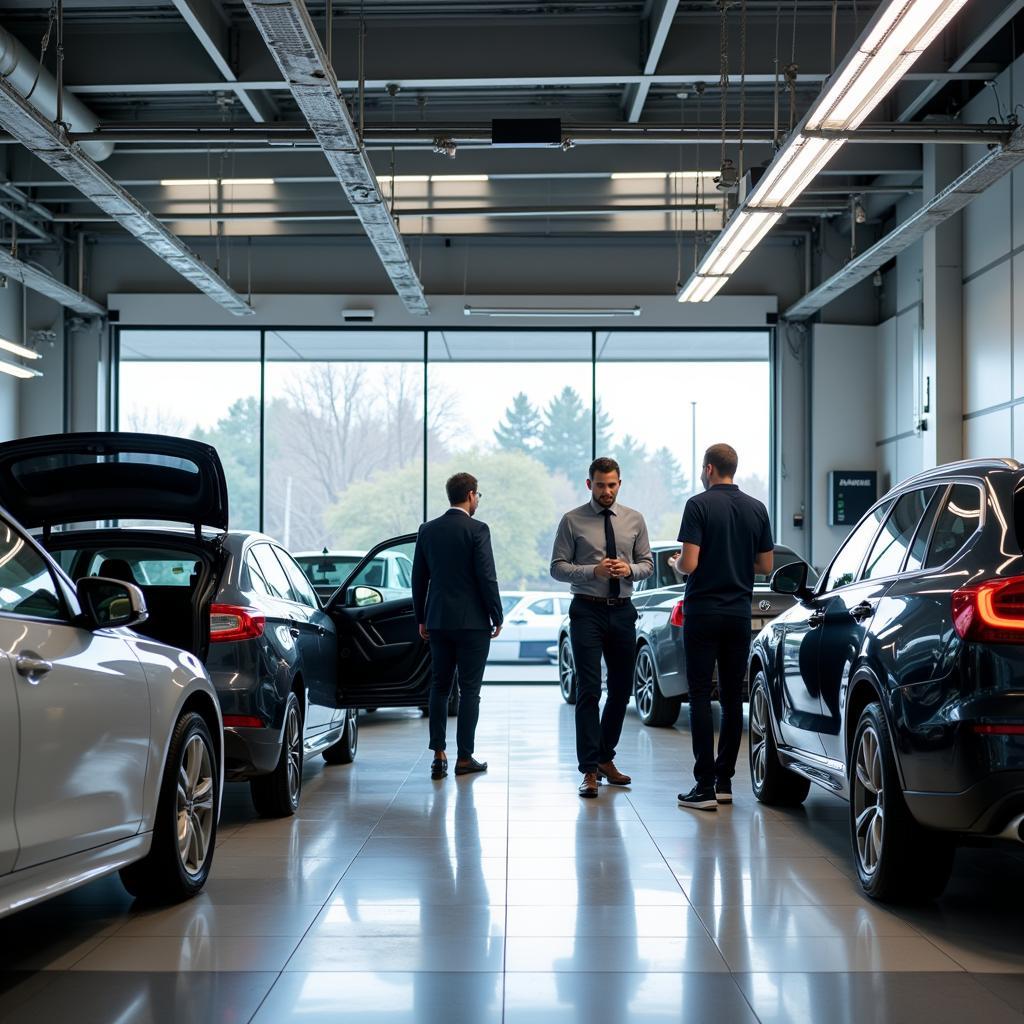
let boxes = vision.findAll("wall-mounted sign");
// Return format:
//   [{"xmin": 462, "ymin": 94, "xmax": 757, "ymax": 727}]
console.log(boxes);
[{"xmin": 828, "ymin": 471, "xmax": 877, "ymax": 527}]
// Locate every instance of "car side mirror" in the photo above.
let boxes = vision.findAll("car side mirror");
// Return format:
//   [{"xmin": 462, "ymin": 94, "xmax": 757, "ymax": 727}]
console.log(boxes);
[
  {"xmin": 77, "ymin": 576, "xmax": 149, "ymax": 630},
  {"xmin": 347, "ymin": 585, "xmax": 384, "ymax": 608},
  {"xmin": 770, "ymin": 561, "xmax": 812, "ymax": 600}
]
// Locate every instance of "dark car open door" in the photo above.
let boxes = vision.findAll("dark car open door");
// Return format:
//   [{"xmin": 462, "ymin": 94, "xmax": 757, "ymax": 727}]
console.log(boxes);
[{"xmin": 326, "ymin": 534, "xmax": 431, "ymax": 709}]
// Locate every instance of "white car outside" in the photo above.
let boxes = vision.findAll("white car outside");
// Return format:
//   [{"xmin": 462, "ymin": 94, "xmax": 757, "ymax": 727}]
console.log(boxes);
[{"xmin": 490, "ymin": 591, "xmax": 573, "ymax": 662}]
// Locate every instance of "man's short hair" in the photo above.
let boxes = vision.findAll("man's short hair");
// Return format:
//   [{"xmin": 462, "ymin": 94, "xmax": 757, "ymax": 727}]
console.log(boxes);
[
  {"xmin": 589, "ymin": 456, "xmax": 621, "ymax": 480},
  {"xmin": 446, "ymin": 472, "xmax": 478, "ymax": 505},
  {"xmin": 704, "ymin": 443, "xmax": 738, "ymax": 478}
]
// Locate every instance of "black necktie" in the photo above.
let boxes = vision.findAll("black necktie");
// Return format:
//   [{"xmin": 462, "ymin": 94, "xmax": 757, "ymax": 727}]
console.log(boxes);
[{"xmin": 602, "ymin": 509, "xmax": 620, "ymax": 598}]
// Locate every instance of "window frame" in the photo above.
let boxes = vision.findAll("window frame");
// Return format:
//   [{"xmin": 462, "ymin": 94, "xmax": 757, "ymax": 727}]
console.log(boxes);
[
  {"xmin": 816, "ymin": 499, "xmax": 894, "ymax": 596},
  {"xmin": 860, "ymin": 486, "xmax": 939, "ymax": 584},
  {"xmin": 249, "ymin": 542, "xmax": 297, "ymax": 603},
  {"xmin": 274, "ymin": 546, "xmax": 320, "ymax": 609},
  {"xmin": 921, "ymin": 480, "xmax": 986, "ymax": 572}
]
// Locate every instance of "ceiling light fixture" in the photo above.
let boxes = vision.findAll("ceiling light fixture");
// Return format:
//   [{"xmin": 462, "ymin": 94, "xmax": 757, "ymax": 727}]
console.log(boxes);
[
  {"xmin": 222, "ymin": 178, "xmax": 275, "ymax": 185},
  {"xmin": 160, "ymin": 178, "xmax": 275, "ymax": 186},
  {"xmin": 611, "ymin": 172, "xmax": 668, "ymax": 180},
  {"xmin": 0, "ymin": 358, "xmax": 41, "ymax": 379},
  {"xmin": 431, "ymin": 174, "xmax": 489, "ymax": 182},
  {"xmin": 678, "ymin": 0, "xmax": 968, "ymax": 302},
  {"xmin": 464, "ymin": 305, "xmax": 642, "ymax": 319},
  {"xmin": 0, "ymin": 336, "xmax": 41, "ymax": 360}
]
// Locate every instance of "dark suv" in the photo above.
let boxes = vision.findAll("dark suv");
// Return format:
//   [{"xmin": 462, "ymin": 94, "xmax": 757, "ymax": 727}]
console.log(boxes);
[{"xmin": 749, "ymin": 458, "xmax": 1024, "ymax": 901}]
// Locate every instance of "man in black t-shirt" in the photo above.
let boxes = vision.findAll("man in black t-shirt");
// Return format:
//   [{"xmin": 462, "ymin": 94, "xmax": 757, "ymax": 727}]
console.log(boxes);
[{"xmin": 672, "ymin": 443, "xmax": 774, "ymax": 811}]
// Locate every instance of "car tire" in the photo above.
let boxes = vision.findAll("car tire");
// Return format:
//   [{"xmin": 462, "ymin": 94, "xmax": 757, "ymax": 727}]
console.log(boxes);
[
  {"xmin": 120, "ymin": 710, "xmax": 218, "ymax": 903},
  {"xmin": 749, "ymin": 672, "xmax": 810, "ymax": 806},
  {"xmin": 323, "ymin": 707, "xmax": 359, "ymax": 765},
  {"xmin": 250, "ymin": 692, "xmax": 303, "ymax": 818},
  {"xmin": 850, "ymin": 702, "xmax": 955, "ymax": 902},
  {"xmin": 633, "ymin": 644, "xmax": 681, "ymax": 727},
  {"xmin": 559, "ymin": 635, "xmax": 577, "ymax": 705}
]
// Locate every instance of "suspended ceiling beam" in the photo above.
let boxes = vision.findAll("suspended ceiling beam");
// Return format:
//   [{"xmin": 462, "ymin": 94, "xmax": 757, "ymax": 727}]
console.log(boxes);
[
  {"xmin": 785, "ymin": 122, "xmax": 1024, "ymax": 320},
  {"xmin": 0, "ymin": 248, "xmax": 105, "ymax": 317},
  {"xmin": 0, "ymin": 76, "xmax": 253, "ymax": 316},
  {"xmin": 623, "ymin": 0, "xmax": 680, "ymax": 122}
]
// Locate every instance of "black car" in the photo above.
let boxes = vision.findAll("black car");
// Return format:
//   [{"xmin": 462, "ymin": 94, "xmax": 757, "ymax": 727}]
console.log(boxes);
[
  {"xmin": 0, "ymin": 434, "xmax": 443, "ymax": 816},
  {"xmin": 557, "ymin": 542, "xmax": 808, "ymax": 726},
  {"xmin": 750, "ymin": 458, "xmax": 1024, "ymax": 901}
]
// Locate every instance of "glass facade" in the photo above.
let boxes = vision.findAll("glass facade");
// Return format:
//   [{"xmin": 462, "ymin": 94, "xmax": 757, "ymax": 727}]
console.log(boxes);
[{"xmin": 117, "ymin": 328, "xmax": 772, "ymax": 576}]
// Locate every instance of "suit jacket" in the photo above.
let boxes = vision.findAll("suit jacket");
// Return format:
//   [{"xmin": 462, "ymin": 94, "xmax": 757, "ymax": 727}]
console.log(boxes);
[{"xmin": 412, "ymin": 509, "xmax": 503, "ymax": 631}]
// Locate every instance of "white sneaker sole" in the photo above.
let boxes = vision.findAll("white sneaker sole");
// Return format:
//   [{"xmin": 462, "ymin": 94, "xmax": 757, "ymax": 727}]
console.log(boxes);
[
  {"xmin": 678, "ymin": 798, "xmax": 717, "ymax": 811},
  {"xmin": 716, "ymin": 793, "xmax": 733, "ymax": 804}
]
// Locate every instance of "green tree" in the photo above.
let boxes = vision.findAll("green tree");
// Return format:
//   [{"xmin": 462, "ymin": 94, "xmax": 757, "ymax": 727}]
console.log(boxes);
[
  {"xmin": 194, "ymin": 396, "xmax": 262, "ymax": 532},
  {"xmin": 494, "ymin": 392, "xmax": 542, "ymax": 454},
  {"xmin": 539, "ymin": 386, "xmax": 591, "ymax": 479}
]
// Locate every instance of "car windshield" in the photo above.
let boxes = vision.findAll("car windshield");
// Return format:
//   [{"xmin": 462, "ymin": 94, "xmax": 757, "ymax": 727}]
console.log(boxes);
[{"xmin": 297, "ymin": 554, "xmax": 380, "ymax": 589}]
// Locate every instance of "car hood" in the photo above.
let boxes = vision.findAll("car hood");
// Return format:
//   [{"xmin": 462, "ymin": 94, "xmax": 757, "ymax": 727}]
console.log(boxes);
[{"xmin": 0, "ymin": 432, "xmax": 229, "ymax": 532}]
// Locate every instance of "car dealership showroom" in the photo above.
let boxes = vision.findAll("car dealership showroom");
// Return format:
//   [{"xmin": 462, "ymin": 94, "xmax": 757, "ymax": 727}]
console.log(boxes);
[{"xmin": 5, "ymin": 0, "xmax": 1024, "ymax": 1021}]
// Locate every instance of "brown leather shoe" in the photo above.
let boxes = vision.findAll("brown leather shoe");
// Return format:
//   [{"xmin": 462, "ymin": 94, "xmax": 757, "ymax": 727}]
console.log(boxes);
[
  {"xmin": 578, "ymin": 772, "xmax": 599, "ymax": 798},
  {"xmin": 598, "ymin": 761, "xmax": 632, "ymax": 786}
]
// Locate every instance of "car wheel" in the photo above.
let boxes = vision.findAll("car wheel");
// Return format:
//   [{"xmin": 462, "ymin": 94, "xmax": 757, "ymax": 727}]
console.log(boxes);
[
  {"xmin": 850, "ymin": 702, "xmax": 954, "ymax": 902},
  {"xmin": 633, "ymin": 644, "xmax": 681, "ymax": 727},
  {"xmin": 749, "ymin": 672, "xmax": 810, "ymax": 806},
  {"xmin": 323, "ymin": 707, "xmax": 359, "ymax": 765},
  {"xmin": 559, "ymin": 635, "xmax": 577, "ymax": 704},
  {"xmin": 250, "ymin": 692, "xmax": 303, "ymax": 818},
  {"xmin": 120, "ymin": 710, "xmax": 218, "ymax": 903}
]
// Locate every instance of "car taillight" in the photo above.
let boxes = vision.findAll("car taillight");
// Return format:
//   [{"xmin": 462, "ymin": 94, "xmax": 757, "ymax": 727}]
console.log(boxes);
[
  {"xmin": 952, "ymin": 578, "xmax": 1024, "ymax": 643},
  {"xmin": 971, "ymin": 723, "xmax": 1024, "ymax": 735},
  {"xmin": 670, "ymin": 599, "xmax": 685, "ymax": 628},
  {"xmin": 223, "ymin": 714, "xmax": 265, "ymax": 728},
  {"xmin": 210, "ymin": 604, "xmax": 265, "ymax": 643}
]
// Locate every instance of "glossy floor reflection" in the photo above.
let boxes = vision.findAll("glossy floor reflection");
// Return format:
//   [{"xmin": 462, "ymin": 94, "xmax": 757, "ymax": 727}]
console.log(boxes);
[{"xmin": 2, "ymin": 685, "xmax": 1024, "ymax": 1023}]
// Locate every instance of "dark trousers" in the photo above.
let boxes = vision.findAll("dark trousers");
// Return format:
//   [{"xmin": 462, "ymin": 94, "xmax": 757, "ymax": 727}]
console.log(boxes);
[
  {"xmin": 570, "ymin": 598, "xmax": 638, "ymax": 774},
  {"xmin": 428, "ymin": 628, "xmax": 490, "ymax": 758},
  {"xmin": 683, "ymin": 614, "xmax": 750, "ymax": 789}
]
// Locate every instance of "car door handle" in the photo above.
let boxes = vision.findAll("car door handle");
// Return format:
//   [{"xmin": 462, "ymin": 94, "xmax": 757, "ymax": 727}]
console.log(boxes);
[
  {"xmin": 808, "ymin": 611, "xmax": 825, "ymax": 628},
  {"xmin": 851, "ymin": 601, "xmax": 875, "ymax": 622},
  {"xmin": 16, "ymin": 655, "xmax": 53, "ymax": 678}
]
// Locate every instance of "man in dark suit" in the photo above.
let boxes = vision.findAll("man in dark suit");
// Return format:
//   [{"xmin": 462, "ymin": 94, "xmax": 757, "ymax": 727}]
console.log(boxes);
[{"xmin": 412, "ymin": 471, "xmax": 503, "ymax": 780}]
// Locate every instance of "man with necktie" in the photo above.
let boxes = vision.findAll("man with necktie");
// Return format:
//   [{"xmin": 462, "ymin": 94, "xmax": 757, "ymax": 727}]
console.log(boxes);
[{"xmin": 551, "ymin": 457, "xmax": 654, "ymax": 798}]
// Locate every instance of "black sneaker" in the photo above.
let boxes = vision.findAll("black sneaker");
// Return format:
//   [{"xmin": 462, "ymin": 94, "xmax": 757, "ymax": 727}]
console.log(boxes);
[
  {"xmin": 715, "ymin": 779, "xmax": 733, "ymax": 804},
  {"xmin": 677, "ymin": 786, "xmax": 717, "ymax": 811}
]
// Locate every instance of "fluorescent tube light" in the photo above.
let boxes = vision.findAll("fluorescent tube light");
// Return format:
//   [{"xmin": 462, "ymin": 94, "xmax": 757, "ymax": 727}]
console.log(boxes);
[
  {"xmin": 0, "ymin": 337, "xmax": 40, "ymax": 360},
  {"xmin": 378, "ymin": 175, "xmax": 430, "ymax": 184},
  {"xmin": 756, "ymin": 137, "xmax": 845, "ymax": 208},
  {"xmin": 701, "ymin": 209, "xmax": 784, "ymax": 277},
  {"xmin": 159, "ymin": 178, "xmax": 218, "ymax": 186},
  {"xmin": 677, "ymin": 275, "xmax": 729, "ymax": 303},
  {"xmin": 611, "ymin": 172, "xmax": 668, "ymax": 180},
  {"xmin": 222, "ymin": 178, "xmax": 275, "ymax": 185},
  {"xmin": 464, "ymin": 305, "xmax": 642, "ymax": 318},
  {"xmin": 0, "ymin": 358, "xmax": 41, "ymax": 379},
  {"xmin": 160, "ymin": 178, "xmax": 275, "ymax": 186},
  {"xmin": 431, "ymin": 174, "xmax": 488, "ymax": 182}
]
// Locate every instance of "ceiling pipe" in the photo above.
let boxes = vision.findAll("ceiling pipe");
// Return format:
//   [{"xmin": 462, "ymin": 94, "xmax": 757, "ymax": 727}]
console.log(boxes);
[{"xmin": 0, "ymin": 24, "xmax": 112, "ymax": 161}]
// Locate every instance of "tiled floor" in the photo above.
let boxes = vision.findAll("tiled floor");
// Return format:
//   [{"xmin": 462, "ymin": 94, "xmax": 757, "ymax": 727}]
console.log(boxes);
[{"xmin": 2, "ymin": 685, "xmax": 1024, "ymax": 1023}]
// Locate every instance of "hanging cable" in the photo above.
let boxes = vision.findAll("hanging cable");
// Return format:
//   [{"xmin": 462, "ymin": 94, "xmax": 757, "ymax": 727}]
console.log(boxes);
[
  {"xmin": 676, "ymin": 93, "xmax": 685, "ymax": 289},
  {"xmin": 773, "ymin": 4, "xmax": 781, "ymax": 148},
  {"xmin": 54, "ymin": 0, "xmax": 66, "ymax": 132},
  {"xmin": 786, "ymin": 0, "xmax": 798, "ymax": 131},
  {"xmin": 358, "ymin": 0, "xmax": 366, "ymax": 144},
  {"xmin": 830, "ymin": 0, "xmax": 839, "ymax": 73},
  {"xmin": 738, "ymin": 0, "xmax": 747, "ymax": 179},
  {"xmin": 719, "ymin": 1, "xmax": 729, "ymax": 175},
  {"xmin": 694, "ymin": 82, "xmax": 705, "ymax": 271}
]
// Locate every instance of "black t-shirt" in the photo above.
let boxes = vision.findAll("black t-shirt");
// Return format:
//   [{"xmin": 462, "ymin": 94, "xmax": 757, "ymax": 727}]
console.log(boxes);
[{"xmin": 677, "ymin": 484, "xmax": 773, "ymax": 618}]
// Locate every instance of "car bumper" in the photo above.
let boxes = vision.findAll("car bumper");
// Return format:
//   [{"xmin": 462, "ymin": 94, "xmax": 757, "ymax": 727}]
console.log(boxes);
[
  {"xmin": 903, "ymin": 769, "xmax": 1024, "ymax": 834},
  {"xmin": 223, "ymin": 725, "xmax": 282, "ymax": 779}
]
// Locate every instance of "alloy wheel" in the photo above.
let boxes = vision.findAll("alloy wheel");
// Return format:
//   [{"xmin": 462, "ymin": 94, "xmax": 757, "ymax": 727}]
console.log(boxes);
[
  {"xmin": 749, "ymin": 685, "xmax": 769, "ymax": 792},
  {"xmin": 853, "ymin": 724, "xmax": 885, "ymax": 876},
  {"xmin": 346, "ymin": 707, "xmax": 358, "ymax": 754},
  {"xmin": 176, "ymin": 734, "xmax": 215, "ymax": 878},
  {"xmin": 285, "ymin": 703, "xmax": 302, "ymax": 805},
  {"xmin": 635, "ymin": 648, "xmax": 656, "ymax": 719},
  {"xmin": 559, "ymin": 639, "xmax": 575, "ymax": 699}
]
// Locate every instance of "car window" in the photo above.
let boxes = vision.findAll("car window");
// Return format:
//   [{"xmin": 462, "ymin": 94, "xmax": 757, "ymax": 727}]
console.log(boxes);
[
  {"xmin": 863, "ymin": 488, "xmax": 937, "ymax": 580},
  {"xmin": 760, "ymin": 545, "xmax": 819, "ymax": 586},
  {"xmin": 656, "ymin": 549, "xmax": 685, "ymax": 588},
  {"xmin": 353, "ymin": 557, "xmax": 386, "ymax": 589},
  {"xmin": 925, "ymin": 484, "xmax": 983, "ymax": 569},
  {"xmin": 529, "ymin": 598, "xmax": 554, "ymax": 615},
  {"xmin": 821, "ymin": 501, "xmax": 892, "ymax": 592},
  {"xmin": 559, "ymin": 598, "xmax": 573, "ymax": 614},
  {"xmin": 394, "ymin": 556, "xmax": 413, "ymax": 589},
  {"xmin": 246, "ymin": 549, "xmax": 273, "ymax": 597},
  {"xmin": 0, "ymin": 521, "xmax": 64, "ymax": 620},
  {"xmin": 251, "ymin": 544, "xmax": 294, "ymax": 601},
  {"xmin": 501, "ymin": 595, "xmax": 522, "ymax": 615},
  {"xmin": 349, "ymin": 540, "xmax": 415, "ymax": 596},
  {"xmin": 904, "ymin": 488, "xmax": 944, "ymax": 573},
  {"xmin": 296, "ymin": 554, "xmax": 363, "ymax": 589},
  {"xmin": 79, "ymin": 547, "xmax": 198, "ymax": 587},
  {"xmin": 275, "ymin": 548, "xmax": 319, "ymax": 608}
]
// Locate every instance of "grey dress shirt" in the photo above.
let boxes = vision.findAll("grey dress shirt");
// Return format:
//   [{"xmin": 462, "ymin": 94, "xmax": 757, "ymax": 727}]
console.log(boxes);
[{"xmin": 550, "ymin": 498, "xmax": 655, "ymax": 598}]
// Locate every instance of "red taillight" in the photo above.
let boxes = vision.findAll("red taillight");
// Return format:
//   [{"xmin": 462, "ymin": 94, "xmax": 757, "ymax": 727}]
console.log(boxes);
[
  {"xmin": 971, "ymin": 723, "xmax": 1024, "ymax": 735},
  {"xmin": 669, "ymin": 599, "xmax": 685, "ymax": 628},
  {"xmin": 952, "ymin": 578, "xmax": 1024, "ymax": 643},
  {"xmin": 210, "ymin": 604, "xmax": 265, "ymax": 643},
  {"xmin": 223, "ymin": 714, "xmax": 265, "ymax": 728}
]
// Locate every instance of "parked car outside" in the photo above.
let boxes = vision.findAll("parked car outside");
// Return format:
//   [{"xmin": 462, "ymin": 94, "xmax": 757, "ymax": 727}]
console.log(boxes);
[
  {"xmin": 0, "ymin": 501, "xmax": 224, "ymax": 917},
  {"xmin": 749, "ymin": 458, "xmax": 1024, "ymax": 901},
  {"xmin": 557, "ymin": 542, "xmax": 812, "ymax": 725},
  {"xmin": 492, "ymin": 590, "xmax": 573, "ymax": 663},
  {"xmin": 295, "ymin": 548, "xmax": 414, "ymax": 605},
  {"xmin": 0, "ymin": 433, "xmax": 357, "ymax": 819}
]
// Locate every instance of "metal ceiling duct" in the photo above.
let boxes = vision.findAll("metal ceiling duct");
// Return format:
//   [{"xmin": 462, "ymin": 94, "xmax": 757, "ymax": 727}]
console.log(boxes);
[
  {"xmin": 242, "ymin": 0, "xmax": 429, "ymax": 315},
  {"xmin": 0, "ymin": 77, "xmax": 253, "ymax": 316},
  {"xmin": 0, "ymin": 248, "xmax": 105, "ymax": 317},
  {"xmin": 784, "ymin": 123, "xmax": 1024, "ymax": 320},
  {"xmin": 0, "ymin": 24, "xmax": 112, "ymax": 162}
]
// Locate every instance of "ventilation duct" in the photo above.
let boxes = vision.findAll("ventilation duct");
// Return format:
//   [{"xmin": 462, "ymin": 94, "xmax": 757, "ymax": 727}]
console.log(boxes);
[
  {"xmin": 242, "ymin": 0, "xmax": 429, "ymax": 315},
  {"xmin": 785, "ymin": 123, "xmax": 1024, "ymax": 320},
  {"xmin": 0, "ymin": 77, "xmax": 253, "ymax": 317},
  {"xmin": 0, "ymin": 248, "xmax": 104, "ymax": 317},
  {"xmin": 0, "ymin": 25, "xmax": 112, "ymax": 162}
]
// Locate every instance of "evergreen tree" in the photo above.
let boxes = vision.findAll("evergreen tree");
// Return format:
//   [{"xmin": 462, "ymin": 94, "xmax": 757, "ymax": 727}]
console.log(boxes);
[
  {"xmin": 539, "ymin": 386, "xmax": 592, "ymax": 478},
  {"xmin": 651, "ymin": 446, "xmax": 688, "ymax": 501},
  {"xmin": 493, "ymin": 392, "xmax": 542, "ymax": 453}
]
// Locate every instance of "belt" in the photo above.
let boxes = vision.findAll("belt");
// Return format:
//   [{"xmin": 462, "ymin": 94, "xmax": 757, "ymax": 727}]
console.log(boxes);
[{"xmin": 573, "ymin": 594, "xmax": 632, "ymax": 607}]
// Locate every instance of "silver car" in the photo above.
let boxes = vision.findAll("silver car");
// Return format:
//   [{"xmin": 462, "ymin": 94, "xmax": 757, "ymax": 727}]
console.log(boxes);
[{"xmin": 0, "ymin": 506, "xmax": 224, "ymax": 918}]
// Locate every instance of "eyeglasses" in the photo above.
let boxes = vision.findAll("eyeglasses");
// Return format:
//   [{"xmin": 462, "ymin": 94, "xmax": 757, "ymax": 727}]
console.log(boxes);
[{"xmin": 475, "ymin": 491, "xmax": 483, "ymax": 500}]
